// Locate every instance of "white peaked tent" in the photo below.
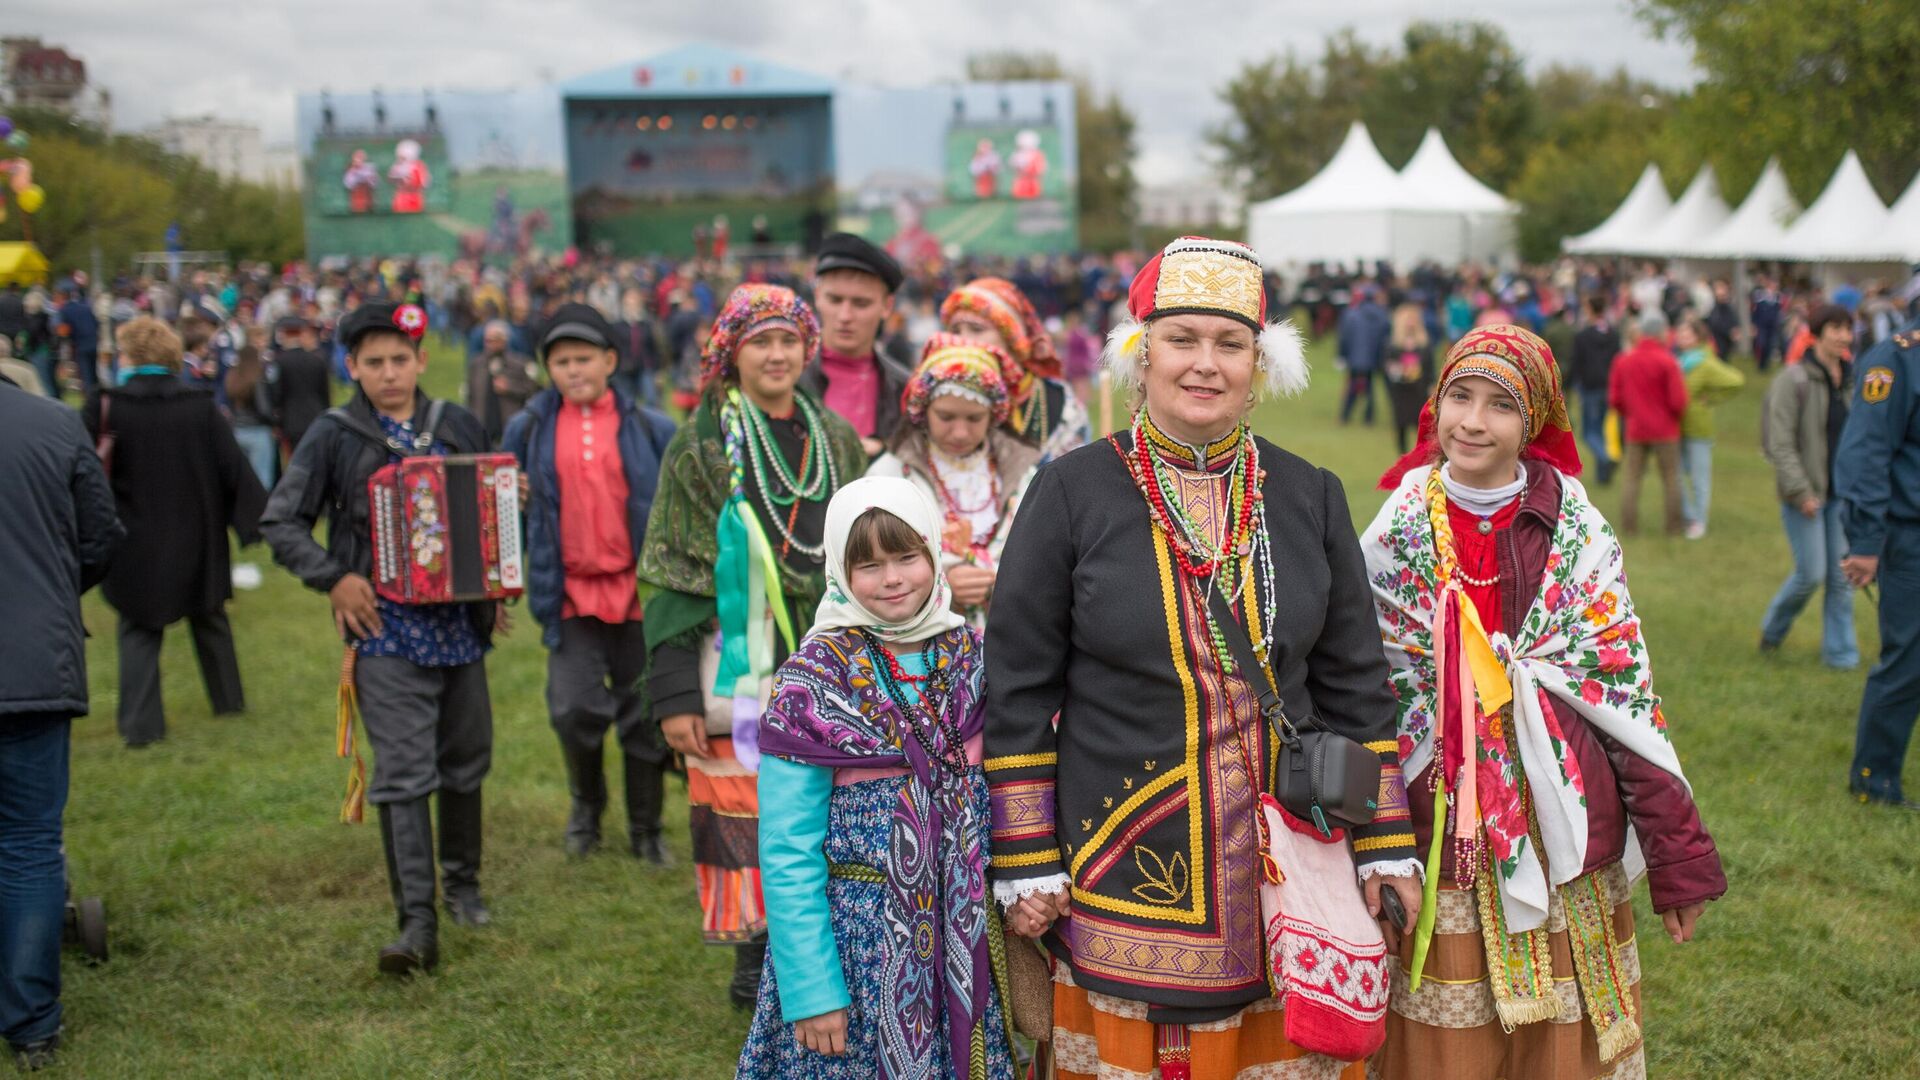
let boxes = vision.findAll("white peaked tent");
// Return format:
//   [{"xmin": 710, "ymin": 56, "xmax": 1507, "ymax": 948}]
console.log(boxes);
[
  {"xmin": 1649, "ymin": 165, "xmax": 1731, "ymax": 252},
  {"xmin": 1689, "ymin": 157, "xmax": 1801, "ymax": 259},
  {"xmin": 1397, "ymin": 128, "xmax": 1518, "ymax": 262},
  {"xmin": 1245, "ymin": 122, "xmax": 1514, "ymax": 267},
  {"xmin": 1775, "ymin": 151, "xmax": 1904, "ymax": 262},
  {"xmin": 1563, "ymin": 164, "xmax": 1672, "ymax": 255},
  {"xmin": 1891, "ymin": 172, "xmax": 1920, "ymax": 261}
]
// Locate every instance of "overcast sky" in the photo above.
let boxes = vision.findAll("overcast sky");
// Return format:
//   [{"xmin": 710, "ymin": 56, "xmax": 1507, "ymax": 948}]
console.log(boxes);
[{"xmin": 10, "ymin": 0, "xmax": 1692, "ymax": 183}]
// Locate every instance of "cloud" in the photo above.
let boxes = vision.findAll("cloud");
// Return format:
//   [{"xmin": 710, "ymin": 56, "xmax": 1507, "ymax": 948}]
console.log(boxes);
[{"xmin": 8, "ymin": 0, "xmax": 1690, "ymax": 182}]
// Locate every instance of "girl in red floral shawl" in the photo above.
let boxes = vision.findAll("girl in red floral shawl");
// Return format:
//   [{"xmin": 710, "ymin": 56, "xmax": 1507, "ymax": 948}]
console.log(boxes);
[{"xmin": 1362, "ymin": 326, "xmax": 1725, "ymax": 1080}]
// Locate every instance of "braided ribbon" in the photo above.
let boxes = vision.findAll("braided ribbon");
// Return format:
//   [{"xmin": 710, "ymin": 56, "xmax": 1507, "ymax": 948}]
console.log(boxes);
[{"xmin": 335, "ymin": 647, "xmax": 367, "ymax": 825}]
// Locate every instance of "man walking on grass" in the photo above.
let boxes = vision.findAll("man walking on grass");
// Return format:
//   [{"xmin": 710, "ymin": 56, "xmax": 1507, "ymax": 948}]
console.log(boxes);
[
  {"xmin": 1610, "ymin": 309, "xmax": 1690, "ymax": 535},
  {"xmin": 0, "ymin": 371, "xmax": 123, "ymax": 1071}
]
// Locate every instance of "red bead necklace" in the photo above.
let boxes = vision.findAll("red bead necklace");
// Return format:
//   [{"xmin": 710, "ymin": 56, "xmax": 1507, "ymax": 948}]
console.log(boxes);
[{"xmin": 1119, "ymin": 414, "xmax": 1262, "ymax": 579}]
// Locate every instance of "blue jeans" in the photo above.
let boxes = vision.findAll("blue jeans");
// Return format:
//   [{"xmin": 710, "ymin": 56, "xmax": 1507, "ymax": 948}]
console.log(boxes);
[
  {"xmin": 1680, "ymin": 437, "xmax": 1713, "ymax": 527},
  {"xmin": 0, "ymin": 714, "xmax": 70, "ymax": 1048},
  {"xmin": 1760, "ymin": 500, "xmax": 1859, "ymax": 667},
  {"xmin": 1578, "ymin": 388, "xmax": 1613, "ymax": 478},
  {"xmin": 233, "ymin": 424, "xmax": 278, "ymax": 490}
]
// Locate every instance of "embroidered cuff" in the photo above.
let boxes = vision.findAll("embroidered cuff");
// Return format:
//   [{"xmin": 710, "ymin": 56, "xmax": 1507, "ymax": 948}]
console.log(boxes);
[
  {"xmin": 993, "ymin": 873, "xmax": 1072, "ymax": 910},
  {"xmin": 990, "ymin": 777, "xmax": 1057, "ymax": 846},
  {"xmin": 1356, "ymin": 857, "xmax": 1425, "ymax": 884}
]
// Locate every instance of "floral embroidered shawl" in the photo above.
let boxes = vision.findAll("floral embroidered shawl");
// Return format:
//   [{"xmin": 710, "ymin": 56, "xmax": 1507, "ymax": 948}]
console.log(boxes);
[
  {"xmin": 757, "ymin": 625, "xmax": 991, "ymax": 1080},
  {"xmin": 1359, "ymin": 464, "xmax": 1690, "ymax": 935}
]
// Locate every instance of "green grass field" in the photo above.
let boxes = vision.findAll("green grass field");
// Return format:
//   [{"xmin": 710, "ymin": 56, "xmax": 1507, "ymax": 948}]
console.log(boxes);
[{"xmin": 48, "ymin": 336, "xmax": 1920, "ymax": 1077}]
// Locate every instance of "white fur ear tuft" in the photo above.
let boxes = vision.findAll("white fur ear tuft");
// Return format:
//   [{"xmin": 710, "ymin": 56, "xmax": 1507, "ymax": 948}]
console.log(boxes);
[
  {"xmin": 1102, "ymin": 318, "xmax": 1148, "ymax": 389},
  {"xmin": 1258, "ymin": 319, "xmax": 1309, "ymax": 398}
]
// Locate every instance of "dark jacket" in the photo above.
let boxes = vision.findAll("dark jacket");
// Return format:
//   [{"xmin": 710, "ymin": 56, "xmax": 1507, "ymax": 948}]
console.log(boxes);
[
  {"xmin": 270, "ymin": 346, "xmax": 334, "ymax": 448},
  {"xmin": 501, "ymin": 386, "xmax": 677, "ymax": 648},
  {"xmin": 84, "ymin": 375, "xmax": 266, "ymax": 629},
  {"xmin": 261, "ymin": 389, "xmax": 497, "ymax": 643},
  {"xmin": 1336, "ymin": 299, "xmax": 1391, "ymax": 373},
  {"xmin": 797, "ymin": 338, "xmax": 914, "ymax": 444},
  {"xmin": 466, "ymin": 349, "xmax": 542, "ymax": 445},
  {"xmin": 0, "ymin": 382, "xmax": 123, "ymax": 717},
  {"xmin": 1407, "ymin": 461, "xmax": 1727, "ymax": 913},
  {"xmin": 1568, "ymin": 322, "xmax": 1621, "ymax": 393}
]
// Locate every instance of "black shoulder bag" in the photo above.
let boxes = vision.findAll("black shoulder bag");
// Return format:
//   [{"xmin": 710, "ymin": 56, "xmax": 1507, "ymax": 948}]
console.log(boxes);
[{"xmin": 1206, "ymin": 587, "xmax": 1381, "ymax": 836}]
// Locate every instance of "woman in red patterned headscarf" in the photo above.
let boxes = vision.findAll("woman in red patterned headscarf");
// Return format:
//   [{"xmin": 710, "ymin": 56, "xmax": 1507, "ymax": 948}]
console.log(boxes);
[{"xmin": 940, "ymin": 277, "xmax": 1090, "ymax": 462}]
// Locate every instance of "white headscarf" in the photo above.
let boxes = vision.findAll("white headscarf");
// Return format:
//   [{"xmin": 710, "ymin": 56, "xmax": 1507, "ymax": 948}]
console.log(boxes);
[{"xmin": 812, "ymin": 476, "xmax": 966, "ymax": 644}]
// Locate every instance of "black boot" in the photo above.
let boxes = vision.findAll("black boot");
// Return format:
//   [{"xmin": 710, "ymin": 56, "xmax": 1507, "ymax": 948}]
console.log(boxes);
[
  {"xmin": 438, "ymin": 787, "xmax": 490, "ymax": 927},
  {"xmin": 560, "ymin": 741, "xmax": 607, "ymax": 857},
  {"xmin": 729, "ymin": 936, "xmax": 767, "ymax": 1009},
  {"xmin": 624, "ymin": 752, "xmax": 670, "ymax": 866},
  {"xmin": 376, "ymin": 798, "xmax": 439, "ymax": 975}
]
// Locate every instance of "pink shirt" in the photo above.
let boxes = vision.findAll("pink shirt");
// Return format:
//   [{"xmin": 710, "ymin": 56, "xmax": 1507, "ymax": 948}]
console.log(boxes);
[
  {"xmin": 819, "ymin": 346, "xmax": 879, "ymax": 438},
  {"xmin": 555, "ymin": 392, "xmax": 640, "ymax": 623}
]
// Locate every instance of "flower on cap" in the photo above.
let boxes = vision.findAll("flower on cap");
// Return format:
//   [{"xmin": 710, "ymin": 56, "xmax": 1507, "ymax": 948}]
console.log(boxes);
[
  {"xmin": 699, "ymin": 284, "xmax": 820, "ymax": 391},
  {"xmin": 393, "ymin": 303, "xmax": 428, "ymax": 340},
  {"xmin": 1101, "ymin": 236, "xmax": 1307, "ymax": 398},
  {"xmin": 904, "ymin": 333, "xmax": 1013, "ymax": 427},
  {"xmin": 939, "ymin": 278, "xmax": 1059, "ymax": 382}
]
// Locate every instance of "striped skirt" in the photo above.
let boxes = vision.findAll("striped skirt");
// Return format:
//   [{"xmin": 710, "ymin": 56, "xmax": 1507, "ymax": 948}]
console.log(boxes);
[
  {"xmin": 686, "ymin": 736, "xmax": 765, "ymax": 944},
  {"xmin": 1368, "ymin": 861, "xmax": 1645, "ymax": 1080},
  {"xmin": 1050, "ymin": 965, "xmax": 1365, "ymax": 1080}
]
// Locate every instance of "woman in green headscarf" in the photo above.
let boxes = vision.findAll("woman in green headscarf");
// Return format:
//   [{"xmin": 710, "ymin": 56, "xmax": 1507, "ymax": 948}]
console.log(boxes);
[{"xmin": 638, "ymin": 283, "xmax": 866, "ymax": 1007}]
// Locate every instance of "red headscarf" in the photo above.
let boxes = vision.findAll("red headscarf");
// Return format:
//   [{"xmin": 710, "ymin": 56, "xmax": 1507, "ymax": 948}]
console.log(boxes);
[{"xmin": 1377, "ymin": 323, "xmax": 1583, "ymax": 490}]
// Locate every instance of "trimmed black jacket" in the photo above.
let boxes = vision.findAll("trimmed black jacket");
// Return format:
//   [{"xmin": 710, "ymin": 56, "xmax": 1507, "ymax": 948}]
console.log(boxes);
[{"xmin": 261, "ymin": 389, "xmax": 497, "ymax": 643}]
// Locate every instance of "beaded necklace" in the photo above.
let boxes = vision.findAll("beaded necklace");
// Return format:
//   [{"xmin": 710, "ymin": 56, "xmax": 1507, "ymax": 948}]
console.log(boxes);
[
  {"xmin": 925, "ymin": 446, "xmax": 1001, "ymax": 560},
  {"xmin": 859, "ymin": 630, "xmax": 969, "ymax": 778},
  {"xmin": 723, "ymin": 391, "xmax": 838, "ymax": 561},
  {"xmin": 1009, "ymin": 374, "xmax": 1049, "ymax": 442},
  {"xmin": 1114, "ymin": 409, "xmax": 1279, "ymax": 675}
]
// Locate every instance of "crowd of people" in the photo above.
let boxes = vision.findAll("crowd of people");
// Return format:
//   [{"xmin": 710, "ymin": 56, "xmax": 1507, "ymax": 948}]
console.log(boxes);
[{"xmin": 4, "ymin": 225, "xmax": 1919, "ymax": 1078}]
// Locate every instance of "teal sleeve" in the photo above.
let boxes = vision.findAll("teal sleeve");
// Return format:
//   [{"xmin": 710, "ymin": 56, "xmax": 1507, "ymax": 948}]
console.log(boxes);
[{"xmin": 757, "ymin": 755, "xmax": 849, "ymax": 1022}]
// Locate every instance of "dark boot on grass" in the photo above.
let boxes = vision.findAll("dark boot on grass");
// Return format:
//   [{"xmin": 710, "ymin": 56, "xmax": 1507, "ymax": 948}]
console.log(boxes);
[
  {"xmin": 729, "ymin": 936, "xmax": 767, "ymax": 1009},
  {"xmin": 561, "ymin": 742, "xmax": 606, "ymax": 857},
  {"xmin": 377, "ymin": 798, "xmax": 439, "ymax": 975},
  {"xmin": 438, "ymin": 787, "xmax": 490, "ymax": 927},
  {"xmin": 624, "ymin": 752, "xmax": 670, "ymax": 866},
  {"xmin": 10, "ymin": 1030, "xmax": 60, "ymax": 1071}
]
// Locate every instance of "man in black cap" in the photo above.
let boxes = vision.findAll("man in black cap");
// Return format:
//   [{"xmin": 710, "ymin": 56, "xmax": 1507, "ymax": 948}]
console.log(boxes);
[
  {"xmin": 261, "ymin": 300, "xmax": 503, "ymax": 977},
  {"xmin": 502, "ymin": 304, "xmax": 678, "ymax": 863},
  {"xmin": 268, "ymin": 315, "xmax": 334, "ymax": 456},
  {"xmin": 802, "ymin": 232, "xmax": 913, "ymax": 456}
]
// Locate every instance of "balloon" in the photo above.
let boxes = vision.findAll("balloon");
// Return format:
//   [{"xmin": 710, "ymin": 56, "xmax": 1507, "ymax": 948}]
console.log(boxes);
[
  {"xmin": 5, "ymin": 132, "xmax": 25, "ymax": 150},
  {"xmin": 8, "ymin": 161, "xmax": 29, "ymax": 195},
  {"xmin": 16, "ymin": 184, "xmax": 43, "ymax": 214},
  {"xmin": 0, "ymin": 117, "xmax": 12, "ymax": 139}
]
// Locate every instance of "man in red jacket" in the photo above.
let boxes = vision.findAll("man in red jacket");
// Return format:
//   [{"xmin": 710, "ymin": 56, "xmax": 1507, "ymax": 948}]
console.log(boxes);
[{"xmin": 1610, "ymin": 309, "xmax": 1691, "ymax": 535}]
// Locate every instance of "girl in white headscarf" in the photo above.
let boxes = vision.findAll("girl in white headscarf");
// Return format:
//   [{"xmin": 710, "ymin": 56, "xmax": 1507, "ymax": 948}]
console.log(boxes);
[{"xmin": 737, "ymin": 477, "xmax": 1015, "ymax": 1079}]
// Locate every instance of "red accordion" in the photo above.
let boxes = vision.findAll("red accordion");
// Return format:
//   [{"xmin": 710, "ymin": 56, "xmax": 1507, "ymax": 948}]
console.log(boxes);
[{"xmin": 368, "ymin": 454, "xmax": 525, "ymax": 604}]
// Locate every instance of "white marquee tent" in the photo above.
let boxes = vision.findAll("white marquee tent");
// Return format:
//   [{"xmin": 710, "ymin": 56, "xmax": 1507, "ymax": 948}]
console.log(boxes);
[
  {"xmin": 1688, "ymin": 157, "xmax": 1800, "ymax": 260},
  {"xmin": 1773, "ymin": 150, "xmax": 1906, "ymax": 263},
  {"xmin": 1891, "ymin": 171, "xmax": 1920, "ymax": 261},
  {"xmin": 1562, "ymin": 164, "xmax": 1672, "ymax": 255},
  {"xmin": 1245, "ymin": 122, "xmax": 1517, "ymax": 267},
  {"xmin": 1649, "ymin": 165, "xmax": 1731, "ymax": 252}
]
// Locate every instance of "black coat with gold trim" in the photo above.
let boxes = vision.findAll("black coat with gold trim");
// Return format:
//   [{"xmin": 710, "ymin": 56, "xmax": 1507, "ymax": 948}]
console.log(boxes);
[{"xmin": 984, "ymin": 430, "xmax": 1414, "ymax": 1022}]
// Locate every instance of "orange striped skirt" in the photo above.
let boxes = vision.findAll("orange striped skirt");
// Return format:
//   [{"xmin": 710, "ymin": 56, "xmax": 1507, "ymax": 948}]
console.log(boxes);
[
  {"xmin": 686, "ymin": 737, "xmax": 765, "ymax": 944},
  {"xmin": 1050, "ymin": 964, "xmax": 1366, "ymax": 1079},
  {"xmin": 1368, "ymin": 862, "xmax": 1645, "ymax": 1080}
]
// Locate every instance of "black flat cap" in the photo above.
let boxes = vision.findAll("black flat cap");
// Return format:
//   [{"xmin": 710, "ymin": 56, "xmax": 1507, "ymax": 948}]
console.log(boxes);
[
  {"xmin": 338, "ymin": 301, "xmax": 428, "ymax": 350},
  {"xmin": 815, "ymin": 232, "xmax": 903, "ymax": 293},
  {"xmin": 539, "ymin": 302, "xmax": 615, "ymax": 357}
]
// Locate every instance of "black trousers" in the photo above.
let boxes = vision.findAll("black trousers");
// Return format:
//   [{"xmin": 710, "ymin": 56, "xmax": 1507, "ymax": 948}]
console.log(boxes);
[
  {"xmin": 116, "ymin": 610, "xmax": 244, "ymax": 746},
  {"xmin": 353, "ymin": 656, "xmax": 493, "ymax": 803},
  {"xmin": 546, "ymin": 617, "xmax": 665, "ymax": 763}
]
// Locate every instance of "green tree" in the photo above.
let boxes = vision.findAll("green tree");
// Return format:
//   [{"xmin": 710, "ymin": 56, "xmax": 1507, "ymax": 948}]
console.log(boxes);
[
  {"xmin": 1634, "ymin": 0, "xmax": 1920, "ymax": 202},
  {"xmin": 1361, "ymin": 21, "xmax": 1538, "ymax": 189},
  {"xmin": 1205, "ymin": 31, "xmax": 1386, "ymax": 202},
  {"xmin": 1508, "ymin": 67, "xmax": 1679, "ymax": 261},
  {"xmin": 965, "ymin": 51, "xmax": 1139, "ymax": 252}
]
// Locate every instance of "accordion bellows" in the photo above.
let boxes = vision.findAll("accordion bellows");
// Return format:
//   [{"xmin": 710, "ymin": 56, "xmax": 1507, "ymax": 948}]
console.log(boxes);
[{"xmin": 369, "ymin": 454, "xmax": 525, "ymax": 604}]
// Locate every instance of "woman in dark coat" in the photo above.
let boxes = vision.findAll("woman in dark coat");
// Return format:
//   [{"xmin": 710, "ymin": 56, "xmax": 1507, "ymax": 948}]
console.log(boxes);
[
  {"xmin": 1383, "ymin": 302, "xmax": 1437, "ymax": 454},
  {"xmin": 84, "ymin": 317, "xmax": 267, "ymax": 747}
]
